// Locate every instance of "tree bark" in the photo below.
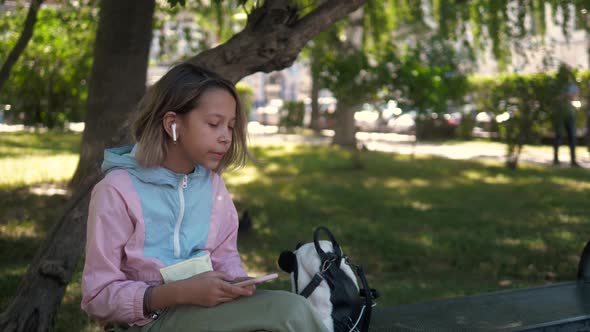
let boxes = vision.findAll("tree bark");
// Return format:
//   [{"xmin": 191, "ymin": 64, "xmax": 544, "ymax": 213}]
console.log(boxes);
[
  {"xmin": 0, "ymin": 0, "xmax": 44, "ymax": 93},
  {"xmin": 333, "ymin": 103, "xmax": 357, "ymax": 148},
  {"xmin": 0, "ymin": 1, "xmax": 369, "ymax": 331},
  {"xmin": 0, "ymin": 1, "xmax": 155, "ymax": 331}
]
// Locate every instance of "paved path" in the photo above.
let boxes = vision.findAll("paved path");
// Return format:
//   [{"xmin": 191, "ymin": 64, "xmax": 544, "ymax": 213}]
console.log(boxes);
[
  {"xmin": 248, "ymin": 125, "xmax": 590, "ymax": 169},
  {"xmin": 2, "ymin": 122, "xmax": 588, "ymax": 169}
]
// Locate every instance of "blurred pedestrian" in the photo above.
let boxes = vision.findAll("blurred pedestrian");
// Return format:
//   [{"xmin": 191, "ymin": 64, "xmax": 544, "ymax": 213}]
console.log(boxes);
[{"xmin": 552, "ymin": 64, "xmax": 580, "ymax": 167}]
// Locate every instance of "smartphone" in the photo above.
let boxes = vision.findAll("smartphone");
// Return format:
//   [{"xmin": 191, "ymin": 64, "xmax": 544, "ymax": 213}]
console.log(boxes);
[{"xmin": 232, "ymin": 273, "xmax": 278, "ymax": 287}]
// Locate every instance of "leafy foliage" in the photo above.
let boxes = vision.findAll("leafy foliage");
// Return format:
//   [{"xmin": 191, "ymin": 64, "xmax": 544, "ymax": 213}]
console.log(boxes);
[
  {"xmin": 236, "ymin": 81, "xmax": 254, "ymax": 119},
  {"xmin": 313, "ymin": 24, "xmax": 468, "ymax": 117},
  {"xmin": 154, "ymin": 1, "xmax": 246, "ymax": 63},
  {"xmin": 0, "ymin": 1, "xmax": 97, "ymax": 128},
  {"xmin": 167, "ymin": 0, "xmax": 186, "ymax": 7},
  {"xmin": 279, "ymin": 101, "xmax": 305, "ymax": 129}
]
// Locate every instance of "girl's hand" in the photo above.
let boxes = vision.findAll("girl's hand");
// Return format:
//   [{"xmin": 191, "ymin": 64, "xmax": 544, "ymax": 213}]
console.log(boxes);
[
  {"xmin": 177, "ymin": 271, "xmax": 253, "ymax": 307},
  {"xmin": 230, "ymin": 276, "xmax": 257, "ymax": 293}
]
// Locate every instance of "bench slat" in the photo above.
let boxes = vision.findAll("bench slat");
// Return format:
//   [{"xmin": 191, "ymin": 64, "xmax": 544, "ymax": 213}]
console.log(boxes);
[{"xmin": 370, "ymin": 281, "xmax": 590, "ymax": 331}]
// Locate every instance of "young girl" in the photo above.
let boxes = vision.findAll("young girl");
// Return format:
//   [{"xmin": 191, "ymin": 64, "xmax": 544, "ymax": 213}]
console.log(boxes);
[{"xmin": 81, "ymin": 63, "xmax": 328, "ymax": 332}]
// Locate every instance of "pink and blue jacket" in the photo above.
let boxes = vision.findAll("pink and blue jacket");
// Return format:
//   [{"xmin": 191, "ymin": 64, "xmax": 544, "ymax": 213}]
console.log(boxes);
[{"xmin": 81, "ymin": 145, "xmax": 246, "ymax": 326}]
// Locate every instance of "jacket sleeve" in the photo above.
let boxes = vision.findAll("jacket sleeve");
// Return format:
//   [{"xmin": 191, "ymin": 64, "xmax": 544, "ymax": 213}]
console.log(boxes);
[
  {"xmin": 209, "ymin": 176, "xmax": 247, "ymax": 279},
  {"xmin": 81, "ymin": 180, "xmax": 149, "ymax": 325}
]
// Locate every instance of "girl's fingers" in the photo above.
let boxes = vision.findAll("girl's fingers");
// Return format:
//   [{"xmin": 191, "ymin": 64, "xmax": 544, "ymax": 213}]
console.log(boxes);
[
  {"xmin": 221, "ymin": 282, "xmax": 253, "ymax": 297},
  {"xmin": 218, "ymin": 296, "xmax": 235, "ymax": 304}
]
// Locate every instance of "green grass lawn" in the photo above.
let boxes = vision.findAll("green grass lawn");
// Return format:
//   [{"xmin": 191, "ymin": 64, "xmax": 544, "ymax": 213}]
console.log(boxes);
[
  {"xmin": 0, "ymin": 131, "xmax": 80, "ymax": 188},
  {"xmin": 1, "ymin": 131, "xmax": 589, "ymax": 331}
]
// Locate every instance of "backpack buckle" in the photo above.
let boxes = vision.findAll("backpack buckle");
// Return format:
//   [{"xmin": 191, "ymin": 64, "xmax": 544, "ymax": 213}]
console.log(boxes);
[{"xmin": 322, "ymin": 255, "xmax": 338, "ymax": 273}]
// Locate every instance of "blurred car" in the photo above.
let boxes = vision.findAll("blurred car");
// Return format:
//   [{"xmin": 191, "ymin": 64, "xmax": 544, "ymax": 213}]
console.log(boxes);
[
  {"xmin": 254, "ymin": 99, "xmax": 283, "ymax": 125},
  {"xmin": 386, "ymin": 111, "xmax": 416, "ymax": 134},
  {"xmin": 354, "ymin": 109, "xmax": 380, "ymax": 132},
  {"xmin": 472, "ymin": 111, "xmax": 498, "ymax": 138}
]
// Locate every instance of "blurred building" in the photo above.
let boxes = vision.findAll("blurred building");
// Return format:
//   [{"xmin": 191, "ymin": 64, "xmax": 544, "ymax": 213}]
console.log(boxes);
[
  {"xmin": 238, "ymin": 63, "xmax": 312, "ymax": 124},
  {"xmin": 241, "ymin": 63, "xmax": 310, "ymax": 107}
]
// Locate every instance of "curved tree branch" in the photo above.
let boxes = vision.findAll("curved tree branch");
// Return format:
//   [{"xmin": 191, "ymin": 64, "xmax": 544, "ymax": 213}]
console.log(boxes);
[
  {"xmin": 0, "ymin": 0, "xmax": 45, "ymax": 93},
  {"xmin": 187, "ymin": 0, "xmax": 369, "ymax": 83}
]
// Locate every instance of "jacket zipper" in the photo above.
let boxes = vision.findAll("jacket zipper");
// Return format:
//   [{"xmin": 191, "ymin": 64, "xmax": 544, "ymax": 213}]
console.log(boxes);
[{"xmin": 174, "ymin": 175, "xmax": 188, "ymax": 258}]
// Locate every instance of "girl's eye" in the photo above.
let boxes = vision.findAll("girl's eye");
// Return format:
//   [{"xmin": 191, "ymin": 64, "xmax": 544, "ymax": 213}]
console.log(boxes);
[{"xmin": 208, "ymin": 123, "xmax": 219, "ymax": 128}]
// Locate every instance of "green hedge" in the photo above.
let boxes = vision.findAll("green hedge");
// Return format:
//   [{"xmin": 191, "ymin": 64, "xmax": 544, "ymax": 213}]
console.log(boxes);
[
  {"xmin": 279, "ymin": 101, "xmax": 305, "ymax": 129},
  {"xmin": 468, "ymin": 71, "xmax": 589, "ymax": 140},
  {"xmin": 468, "ymin": 70, "xmax": 588, "ymax": 167}
]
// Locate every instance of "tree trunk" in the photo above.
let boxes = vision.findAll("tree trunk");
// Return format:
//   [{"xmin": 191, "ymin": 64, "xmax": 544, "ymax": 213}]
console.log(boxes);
[
  {"xmin": 0, "ymin": 1, "xmax": 369, "ymax": 331},
  {"xmin": 69, "ymin": 1, "xmax": 155, "ymax": 188},
  {"xmin": 309, "ymin": 40, "xmax": 323, "ymax": 134},
  {"xmin": 333, "ymin": 104, "xmax": 357, "ymax": 148},
  {"xmin": 310, "ymin": 63, "xmax": 321, "ymax": 134},
  {"xmin": 0, "ymin": 1, "xmax": 155, "ymax": 331},
  {"xmin": 586, "ymin": 26, "xmax": 590, "ymax": 154},
  {"xmin": 333, "ymin": 103, "xmax": 364, "ymax": 169},
  {"xmin": 0, "ymin": 0, "xmax": 44, "ymax": 93}
]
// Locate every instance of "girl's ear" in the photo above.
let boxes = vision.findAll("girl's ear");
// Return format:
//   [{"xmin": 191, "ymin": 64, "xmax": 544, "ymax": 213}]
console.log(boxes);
[{"xmin": 162, "ymin": 112, "xmax": 177, "ymax": 141}]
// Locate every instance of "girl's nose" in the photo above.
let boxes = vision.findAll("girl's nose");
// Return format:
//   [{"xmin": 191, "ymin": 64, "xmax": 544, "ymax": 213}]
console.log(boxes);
[{"xmin": 219, "ymin": 130, "xmax": 231, "ymax": 144}]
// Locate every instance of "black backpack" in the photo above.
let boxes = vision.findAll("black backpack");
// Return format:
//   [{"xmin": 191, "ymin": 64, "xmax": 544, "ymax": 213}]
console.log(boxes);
[{"xmin": 278, "ymin": 227, "xmax": 378, "ymax": 332}]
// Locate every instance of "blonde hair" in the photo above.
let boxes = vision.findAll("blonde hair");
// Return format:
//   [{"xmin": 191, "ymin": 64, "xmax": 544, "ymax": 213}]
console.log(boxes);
[{"xmin": 132, "ymin": 63, "xmax": 248, "ymax": 173}]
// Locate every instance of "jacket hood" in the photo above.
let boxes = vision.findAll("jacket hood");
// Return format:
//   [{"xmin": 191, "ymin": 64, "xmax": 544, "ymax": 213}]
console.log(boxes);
[{"xmin": 102, "ymin": 145, "xmax": 209, "ymax": 187}]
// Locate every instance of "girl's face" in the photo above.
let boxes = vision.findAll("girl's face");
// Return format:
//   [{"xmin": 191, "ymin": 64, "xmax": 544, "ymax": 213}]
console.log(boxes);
[{"xmin": 178, "ymin": 88, "xmax": 236, "ymax": 171}]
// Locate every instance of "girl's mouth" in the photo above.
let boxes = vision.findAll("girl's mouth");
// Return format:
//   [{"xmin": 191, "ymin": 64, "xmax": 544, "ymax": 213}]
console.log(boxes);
[{"xmin": 210, "ymin": 152, "xmax": 225, "ymax": 160}]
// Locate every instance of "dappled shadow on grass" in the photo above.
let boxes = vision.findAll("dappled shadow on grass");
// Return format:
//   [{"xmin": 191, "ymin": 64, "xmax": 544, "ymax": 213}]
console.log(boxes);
[
  {"xmin": 0, "ymin": 263, "xmax": 27, "ymax": 310},
  {"xmin": 0, "ymin": 131, "xmax": 80, "ymax": 158},
  {"xmin": 55, "ymin": 292, "xmax": 101, "ymax": 332},
  {"xmin": 0, "ymin": 184, "xmax": 101, "ymax": 331},
  {"xmin": 0, "ymin": 185, "xmax": 69, "ymax": 311},
  {"xmin": 230, "ymin": 145, "xmax": 590, "ymax": 306},
  {"xmin": 0, "ymin": 185, "xmax": 68, "ymax": 230}
]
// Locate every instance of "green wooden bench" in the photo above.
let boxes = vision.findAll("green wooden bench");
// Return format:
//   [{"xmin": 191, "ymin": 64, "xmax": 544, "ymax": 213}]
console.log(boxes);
[{"xmin": 370, "ymin": 241, "xmax": 590, "ymax": 331}]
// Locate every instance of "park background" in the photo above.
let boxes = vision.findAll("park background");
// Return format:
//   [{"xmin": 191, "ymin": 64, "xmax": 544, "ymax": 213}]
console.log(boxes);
[{"xmin": 1, "ymin": 0, "xmax": 590, "ymax": 331}]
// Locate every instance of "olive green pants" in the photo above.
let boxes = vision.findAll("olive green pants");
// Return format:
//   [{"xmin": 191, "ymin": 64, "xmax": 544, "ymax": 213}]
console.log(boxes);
[{"xmin": 113, "ymin": 290, "xmax": 329, "ymax": 332}]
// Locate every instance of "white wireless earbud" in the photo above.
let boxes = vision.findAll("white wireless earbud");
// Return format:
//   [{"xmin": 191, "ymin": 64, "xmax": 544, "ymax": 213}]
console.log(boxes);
[{"xmin": 171, "ymin": 123, "xmax": 177, "ymax": 143}]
